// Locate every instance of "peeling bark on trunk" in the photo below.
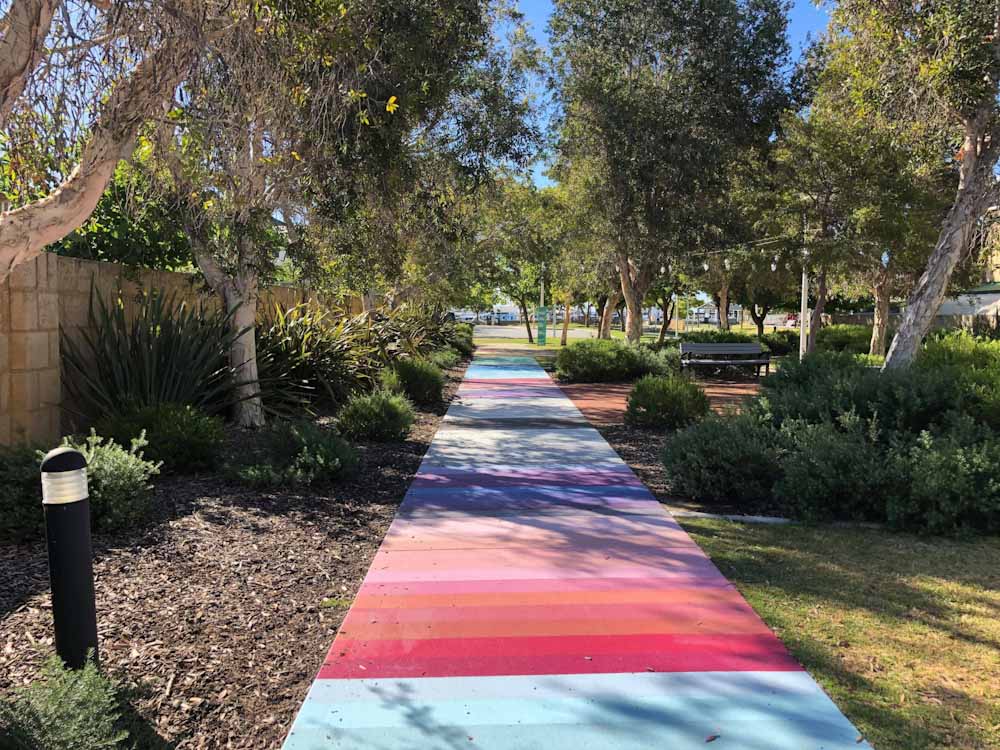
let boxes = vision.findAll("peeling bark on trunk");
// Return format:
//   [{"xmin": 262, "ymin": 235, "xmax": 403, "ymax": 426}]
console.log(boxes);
[
  {"xmin": 717, "ymin": 285, "xmax": 731, "ymax": 331},
  {"xmin": 0, "ymin": 43, "xmax": 195, "ymax": 280},
  {"xmin": 807, "ymin": 269, "xmax": 828, "ymax": 354},
  {"xmin": 196, "ymin": 249, "xmax": 265, "ymax": 428},
  {"xmin": 870, "ymin": 272, "xmax": 891, "ymax": 357},
  {"xmin": 560, "ymin": 301, "xmax": 571, "ymax": 346},
  {"xmin": 617, "ymin": 253, "xmax": 651, "ymax": 344},
  {"xmin": 599, "ymin": 291, "xmax": 620, "ymax": 339},
  {"xmin": 0, "ymin": 0, "xmax": 57, "ymax": 126},
  {"xmin": 519, "ymin": 299, "xmax": 534, "ymax": 343},
  {"xmin": 886, "ymin": 122, "xmax": 1000, "ymax": 368}
]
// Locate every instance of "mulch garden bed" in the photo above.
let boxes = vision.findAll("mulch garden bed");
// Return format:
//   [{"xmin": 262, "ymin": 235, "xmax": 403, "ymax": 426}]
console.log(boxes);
[{"xmin": 0, "ymin": 361, "xmax": 468, "ymax": 750}]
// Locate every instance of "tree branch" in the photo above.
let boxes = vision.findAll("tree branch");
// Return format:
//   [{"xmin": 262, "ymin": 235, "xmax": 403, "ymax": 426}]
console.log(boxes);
[
  {"xmin": 0, "ymin": 0, "xmax": 58, "ymax": 126},
  {"xmin": 0, "ymin": 41, "xmax": 197, "ymax": 280}
]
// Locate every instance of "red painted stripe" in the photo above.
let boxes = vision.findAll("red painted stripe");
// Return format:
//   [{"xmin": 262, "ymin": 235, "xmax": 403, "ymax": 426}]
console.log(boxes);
[{"xmin": 318, "ymin": 633, "xmax": 803, "ymax": 679}]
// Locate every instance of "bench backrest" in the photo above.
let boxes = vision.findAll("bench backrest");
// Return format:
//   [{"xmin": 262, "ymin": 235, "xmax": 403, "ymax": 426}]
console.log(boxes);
[{"xmin": 679, "ymin": 342, "xmax": 765, "ymax": 356}]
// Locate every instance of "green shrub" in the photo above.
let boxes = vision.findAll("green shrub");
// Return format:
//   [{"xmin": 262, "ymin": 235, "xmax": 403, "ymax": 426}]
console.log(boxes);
[
  {"xmin": 918, "ymin": 332, "xmax": 1000, "ymax": 429},
  {"xmin": 759, "ymin": 329, "xmax": 799, "ymax": 356},
  {"xmin": 338, "ymin": 391, "xmax": 415, "ymax": 442},
  {"xmin": 230, "ymin": 421, "xmax": 357, "ymax": 488},
  {"xmin": 0, "ymin": 653, "xmax": 127, "ymax": 750},
  {"xmin": 428, "ymin": 347, "xmax": 462, "ymax": 370},
  {"xmin": 61, "ymin": 289, "xmax": 242, "ymax": 420},
  {"xmin": 626, "ymin": 375, "xmax": 710, "ymax": 429},
  {"xmin": 364, "ymin": 307, "xmax": 457, "ymax": 360},
  {"xmin": 392, "ymin": 358, "xmax": 445, "ymax": 405},
  {"xmin": 773, "ymin": 414, "xmax": 890, "ymax": 522},
  {"xmin": 815, "ymin": 324, "xmax": 873, "ymax": 354},
  {"xmin": 379, "ymin": 367, "xmax": 405, "ymax": 395},
  {"xmin": 449, "ymin": 323, "xmax": 475, "ymax": 356},
  {"xmin": 63, "ymin": 431, "xmax": 161, "ymax": 533},
  {"xmin": 759, "ymin": 351, "xmax": 968, "ymax": 437},
  {"xmin": 555, "ymin": 339, "xmax": 647, "ymax": 382},
  {"xmin": 680, "ymin": 330, "xmax": 755, "ymax": 344},
  {"xmin": 257, "ymin": 304, "xmax": 375, "ymax": 415},
  {"xmin": 661, "ymin": 413, "xmax": 782, "ymax": 510},
  {"xmin": 96, "ymin": 404, "xmax": 224, "ymax": 474},
  {"xmin": 0, "ymin": 445, "xmax": 43, "ymax": 542},
  {"xmin": 887, "ymin": 431, "xmax": 1000, "ymax": 535},
  {"xmin": 636, "ymin": 345, "xmax": 681, "ymax": 376}
]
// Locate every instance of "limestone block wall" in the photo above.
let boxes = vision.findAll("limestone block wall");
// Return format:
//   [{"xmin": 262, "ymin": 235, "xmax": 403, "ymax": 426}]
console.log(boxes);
[
  {"xmin": 0, "ymin": 255, "xmax": 62, "ymax": 445},
  {"xmin": 0, "ymin": 254, "xmax": 348, "ymax": 447}
]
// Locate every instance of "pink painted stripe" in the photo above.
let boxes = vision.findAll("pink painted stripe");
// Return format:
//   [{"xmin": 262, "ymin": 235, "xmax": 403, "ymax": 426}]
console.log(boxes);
[{"xmin": 412, "ymin": 467, "xmax": 644, "ymax": 488}]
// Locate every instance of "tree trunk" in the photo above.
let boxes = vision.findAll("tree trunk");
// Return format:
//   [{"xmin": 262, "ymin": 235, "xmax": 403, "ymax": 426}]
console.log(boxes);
[
  {"xmin": 657, "ymin": 297, "xmax": 674, "ymax": 345},
  {"xmin": 195, "ymin": 249, "xmax": 265, "ymax": 428},
  {"xmin": 618, "ymin": 301, "xmax": 627, "ymax": 333},
  {"xmin": 617, "ymin": 255, "xmax": 651, "ymax": 344},
  {"xmin": 749, "ymin": 304, "xmax": 770, "ymax": 338},
  {"xmin": 598, "ymin": 292, "xmax": 620, "ymax": 339},
  {"xmin": 561, "ymin": 301, "xmax": 571, "ymax": 346},
  {"xmin": 886, "ymin": 122, "xmax": 999, "ymax": 368},
  {"xmin": 717, "ymin": 285, "xmax": 731, "ymax": 331},
  {"xmin": 584, "ymin": 304, "xmax": 591, "ymax": 328},
  {"xmin": 807, "ymin": 270, "xmax": 828, "ymax": 354},
  {"xmin": 519, "ymin": 299, "xmax": 534, "ymax": 343},
  {"xmin": 361, "ymin": 291, "xmax": 378, "ymax": 313},
  {"xmin": 228, "ymin": 286, "xmax": 265, "ymax": 428},
  {"xmin": 0, "ymin": 43, "xmax": 196, "ymax": 280},
  {"xmin": 870, "ymin": 273, "xmax": 891, "ymax": 357}
]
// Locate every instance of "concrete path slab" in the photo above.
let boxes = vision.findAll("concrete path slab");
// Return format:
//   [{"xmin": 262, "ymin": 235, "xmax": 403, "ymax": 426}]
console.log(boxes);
[{"xmin": 282, "ymin": 354, "xmax": 870, "ymax": 749}]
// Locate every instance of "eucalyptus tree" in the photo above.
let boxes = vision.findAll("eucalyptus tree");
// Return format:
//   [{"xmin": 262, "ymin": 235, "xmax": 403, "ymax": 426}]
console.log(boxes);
[
  {"xmin": 550, "ymin": 0, "xmax": 790, "ymax": 343},
  {"xmin": 473, "ymin": 179, "xmax": 563, "ymax": 342},
  {"xmin": 831, "ymin": 1, "xmax": 1000, "ymax": 367},
  {"xmin": 156, "ymin": 0, "xmax": 537, "ymax": 426}
]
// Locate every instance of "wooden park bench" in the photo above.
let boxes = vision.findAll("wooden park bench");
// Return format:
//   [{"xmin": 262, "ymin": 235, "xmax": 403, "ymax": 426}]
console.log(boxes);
[{"xmin": 679, "ymin": 342, "xmax": 771, "ymax": 377}]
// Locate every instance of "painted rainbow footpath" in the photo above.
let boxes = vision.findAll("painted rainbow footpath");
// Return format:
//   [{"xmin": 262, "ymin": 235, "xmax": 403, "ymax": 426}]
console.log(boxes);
[{"xmin": 283, "ymin": 353, "xmax": 870, "ymax": 749}]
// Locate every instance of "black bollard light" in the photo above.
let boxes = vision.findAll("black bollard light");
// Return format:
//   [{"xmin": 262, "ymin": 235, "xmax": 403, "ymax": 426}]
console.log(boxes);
[{"xmin": 40, "ymin": 446, "xmax": 98, "ymax": 669}]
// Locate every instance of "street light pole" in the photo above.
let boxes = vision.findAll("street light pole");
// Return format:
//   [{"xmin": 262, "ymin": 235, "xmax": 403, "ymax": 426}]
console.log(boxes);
[{"xmin": 799, "ymin": 259, "xmax": 809, "ymax": 360}]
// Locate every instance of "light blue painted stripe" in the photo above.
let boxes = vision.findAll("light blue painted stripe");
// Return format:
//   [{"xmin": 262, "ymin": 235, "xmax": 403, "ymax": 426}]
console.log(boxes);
[{"xmin": 284, "ymin": 671, "xmax": 869, "ymax": 749}]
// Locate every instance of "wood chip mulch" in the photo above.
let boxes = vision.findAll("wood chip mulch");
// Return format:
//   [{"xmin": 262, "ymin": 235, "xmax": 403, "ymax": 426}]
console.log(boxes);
[{"xmin": 0, "ymin": 362, "xmax": 468, "ymax": 750}]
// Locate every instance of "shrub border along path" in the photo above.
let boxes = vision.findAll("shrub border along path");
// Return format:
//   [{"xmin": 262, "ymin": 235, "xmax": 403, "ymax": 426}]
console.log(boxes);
[{"xmin": 281, "ymin": 349, "xmax": 867, "ymax": 749}]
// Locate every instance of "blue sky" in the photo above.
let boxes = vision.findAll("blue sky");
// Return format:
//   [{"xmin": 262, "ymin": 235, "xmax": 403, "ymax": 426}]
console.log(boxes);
[{"xmin": 524, "ymin": 0, "xmax": 830, "ymax": 185}]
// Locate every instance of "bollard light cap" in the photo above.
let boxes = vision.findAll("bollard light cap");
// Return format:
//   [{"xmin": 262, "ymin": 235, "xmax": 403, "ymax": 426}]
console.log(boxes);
[
  {"xmin": 41, "ymin": 447, "xmax": 88, "ymax": 505},
  {"xmin": 41, "ymin": 447, "xmax": 87, "ymax": 473}
]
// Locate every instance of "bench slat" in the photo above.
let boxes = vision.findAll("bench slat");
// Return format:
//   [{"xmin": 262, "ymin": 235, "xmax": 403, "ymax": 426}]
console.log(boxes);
[
  {"xmin": 681, "ymin": 358, "xmax": 770, "ymax": 366},
  {"xmin": 679, "ymin": 343, "xmax": 765, "ymax": 354}
]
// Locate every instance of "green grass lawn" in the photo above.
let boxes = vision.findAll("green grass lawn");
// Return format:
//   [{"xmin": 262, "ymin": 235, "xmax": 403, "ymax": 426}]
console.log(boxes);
[{"xmin": 682, "ymin": 518, "xmax": 1000, "ymax": 750}]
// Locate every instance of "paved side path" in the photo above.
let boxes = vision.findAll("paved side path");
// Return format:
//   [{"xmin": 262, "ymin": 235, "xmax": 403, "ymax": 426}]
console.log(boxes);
[{"xmin": 283, "ymin": 354, "xmax": 869, "ymax": 749}]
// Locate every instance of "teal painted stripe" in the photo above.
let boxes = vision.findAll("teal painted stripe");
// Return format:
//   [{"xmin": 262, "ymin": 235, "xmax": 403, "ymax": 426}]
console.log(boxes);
[{"xmin": 285, "ymin": 672, "xmax": 869, "ymax": 749}]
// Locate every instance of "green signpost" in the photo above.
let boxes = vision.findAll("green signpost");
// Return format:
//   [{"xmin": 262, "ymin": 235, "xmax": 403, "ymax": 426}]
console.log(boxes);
[{"xmin": 536, "ymin": 306, "xmax": 548, "ymax": 345}]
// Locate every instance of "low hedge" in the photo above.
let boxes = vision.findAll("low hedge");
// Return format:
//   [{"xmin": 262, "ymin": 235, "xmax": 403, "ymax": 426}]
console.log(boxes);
[
  {"xmin": 338, "ymin": 391, "xmax": 415, "ymax": 442},
  {"xmin": 815, "ymin": 324, "xmax": 873, "ymax": 354},
  {"xmin": 661, "ymin": 342, "xmax": 1000, "ymax": 534},
  {"xmin": 555, "ymin": 340, "xmax": 679, "ymax": 383},
  {"xmin": 392, "ymin": 358, "xmax": 445, "ymax": 405},
  {"xmin": 229, "ymin": 421, "xmax": 357, "ymax": 488},
  {"xmin": 625, "ymin": 375, "xmax": 710, "ymax": 430},
  {"xmin": 96, "ymin": 403, "xmax": 224, "ymax": 474}
]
